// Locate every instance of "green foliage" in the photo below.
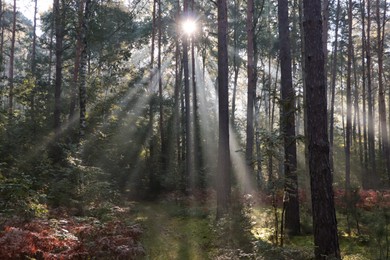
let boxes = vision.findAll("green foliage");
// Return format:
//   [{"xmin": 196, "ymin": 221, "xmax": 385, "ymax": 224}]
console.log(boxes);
[{"xmin": 0, "ymin": 172, "xmax": 48, "ymax": 219}]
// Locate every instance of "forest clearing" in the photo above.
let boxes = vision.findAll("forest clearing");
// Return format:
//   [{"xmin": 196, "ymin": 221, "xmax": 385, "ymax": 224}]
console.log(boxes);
[{"xmin": 1, "ymin": 0, "xmax": 390, "ymax": 259}]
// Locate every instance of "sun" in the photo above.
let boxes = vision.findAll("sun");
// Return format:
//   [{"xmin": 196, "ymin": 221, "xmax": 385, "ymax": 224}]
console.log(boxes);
[{"xmin": 182, "ymin": 19, "xmax": 197, "ymax": 36}]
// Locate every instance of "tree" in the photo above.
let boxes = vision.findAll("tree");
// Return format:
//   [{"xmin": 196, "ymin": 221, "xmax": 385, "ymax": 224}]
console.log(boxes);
[
  {"xmin": 54, "ymin": 0, "xmax": 64, "ymax": 140},
  {"xmin": 345, "ymin": 0, "xmax": 353, "ymax": 191},
  {"xmin": 245, "ymin": 0, "xmax": 255, "ymax": 175},
  {"xmin": 366, "ymin": 0, "xmax": 377, "ymax": 187},
  {"xmin": 216, "ymin": 0, "xmax": 231, "ymax": 218},
  {"xmin": 302, "ymin": 0, "xmax": 340, "ymax": 258},
  {"xmin": 183, "ymin": 0, "xmax": 192, "ymax": 192},
  {"xmin": 79, "ymin": 0, "xmax": 91, "ymax": 139},
  {"xmin": 8, "ymin": 0, "xmax": 16, "ymax": 119},
  {"xmin": 329, "ymin": 0, "xmax": 341, "ymax": 173},
  {"xmin": 376, "ymin": 0, "xmax": 390, "ymax": 179},
  {"xmin": 278, "ymin": 0, "xmax": 300, "ymax": 236}
]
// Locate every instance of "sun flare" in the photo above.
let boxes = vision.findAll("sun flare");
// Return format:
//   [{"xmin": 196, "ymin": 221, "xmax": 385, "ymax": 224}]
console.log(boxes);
[{"xmin": 182, "ymin": 19, "xmax": 197, "ymax": 36}]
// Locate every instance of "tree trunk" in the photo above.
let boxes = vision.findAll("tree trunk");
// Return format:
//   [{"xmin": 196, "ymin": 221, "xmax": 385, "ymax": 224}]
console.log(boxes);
[
  {"xmin": 70, "ymin": 0, "xmax": 85, "ymax": 122},
  {"xmin": 278, "ymin": 0, "xmax": 300, "ymax": 236},
  {"xmin": 345, "ymin": 0, "xmax": 353, "ymax": 192},
  {"xmin": 30, "ymin": 0, "xmax": 38, "ymax": 133},
  {"xmin": 231, "ymin": 0, "xmax": 240, "ymax": 124},
  {"xmin": 360, "ymin": 0, "xmax": 369, "ymax": 188},
  {"xmin": 376, "ymin": 0, "xmax": 390, "ymax": 179},
  {"xmin": 54, "ymin": 0, "xmax": 64, "ymax": 140},
  {"xmin": 8, "ymin": 0, "xmax": 16, "ymax": 119},
  {"xmin": 246, "ymin": 0, "xmax": 255, "ymax": 174},
  {"xmin": 158, "ymin": 0, "xmax": 166, "ymax": 174},
  {"xmin": 79, "ymin": 0, "xmax": 91, "ymax": 139},
  {"xmin": 366, "ymin": 0, "xmax": 377, "ymax": 187},
  {"xmin": 302, "ymin": 0, "xmax": 340, "ymax": 258},
  {"xmin": 329, "ymin": 0, "xmax": 340, "ymax": 173},
  {"xmin": 216, "ymin": 0, "xmax": 231, "ymax": 219},
  {"xmin": 183, "ymin": 0, "xmax": 192, "ymax": 192}
]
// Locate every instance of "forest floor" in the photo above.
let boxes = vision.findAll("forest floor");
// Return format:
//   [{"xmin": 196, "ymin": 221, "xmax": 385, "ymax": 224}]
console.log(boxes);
[{"xmin": 0, "ymin": 191, "xmax": 385, "ymax": 259}]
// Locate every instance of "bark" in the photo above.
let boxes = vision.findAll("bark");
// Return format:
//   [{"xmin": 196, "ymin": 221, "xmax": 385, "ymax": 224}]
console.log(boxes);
[
  {"xmin": 302, "ymin": 0, "xmax": 340, "ymax": 258},
  {"xmin": 8, "ymin": 0, "xmax": 16, "ymax": 118},
  {"xmin": 70, "ymin": 0, "xmax": 85, "ymax": 122},
  {"xmin": 54, "ymin": 0, "xmax": 64, "ymax": 139},
  {"xmin": 216, "ymin": 0, "xmax": 231, "ymax": 218},
  {"xmin": 376, "ymin": 0, "xmax": 390, "ymax": 179},
  {"xmin": 231, "ymin": 0, "xmax": 240, "ymax": 123},
  {"xmin": 345, "ymin": 0, "xmax": 353, "ymax": 192},
  {"xmin": 360, "ymin": 0, "xmax": 369, "ymax": 188},
  {"xmin": 366, "ymin": 0, "xmax": 378, "ymax": 187},
  {"xmin": 329, "ymin": 0, "xmax": 340, "ymax": 173},
  {"xmin": 183, "ymin": 0, "xmax": 192, "ymax": 192},
  {"xmin": 79, "ymin": 0, "xmax": 91, "ymax": 139},
  {"xmin": 30, "ymin": 0, "xmax": 38, "ymax": 121},
  {"xmin": 246, "ymin": 0, "xmax": 255, "ymax": 173},
  {"xmin": 278, "ymin": 0, "xmax": 300, "ymax": 236}
]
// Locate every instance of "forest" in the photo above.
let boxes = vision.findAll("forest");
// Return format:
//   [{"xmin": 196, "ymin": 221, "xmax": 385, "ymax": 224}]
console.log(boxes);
[{"xmin": 0, "ymin": 0, "xmax": 389, "ymax": 259}]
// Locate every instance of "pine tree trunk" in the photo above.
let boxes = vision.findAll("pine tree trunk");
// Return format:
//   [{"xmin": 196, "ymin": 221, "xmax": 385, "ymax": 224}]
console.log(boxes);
[
  {"xmin": 30, "ymin": 0, "xmax": 38, "ymax": 133},
  {"xmin": 360, "ymin": 0, "xmax": 369, "ymax": 188},
  {"xmin": 216, "ymin": 0, "xmax": 231, "ymax": 219},
  {"xmin": 376, "ymin": 0, "xmax": 390, "ymax": 179},
  {"xmin": 54, "ymin": 0, "xmax": 64, "ymax": 140},
  {"xmin": 183, "ymin": 0, "xmax": 192, "ymax": 192},
  {"xmin": 366, "ymin": 0, "xmax": 378, "ymax": 187},
  {"xmin": 329, "ymin": 0, "xmax": 340, "ymax": 173},
  {"xmin": 345, "ymin": 0, "xmax": 353, "ymax": 192},
  {"xmin": 8, "ymin": 0, "xmax": 16, "ymax": 119},
  {"xmin": 79, "ymin": 0, "xmax": 91, "ymax": 139},
  {"xmin": 246, "ymin": 0, "xmax": 255, "ymax": 174},
  {"xmin": 70, "ymin": 0, "xmax": 85, "ymax": 123},
  {"xmin": 278, "ymin": 0, "xmax": 300, "ymax": 236},
  {"xmin": 302, "ymin": 0, "xmax": 340, "ymax": 258}
]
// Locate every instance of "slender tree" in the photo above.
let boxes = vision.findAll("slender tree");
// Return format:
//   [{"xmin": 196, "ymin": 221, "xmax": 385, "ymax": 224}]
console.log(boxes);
[
  {"xmin": 79, "ymin": 0, "xmax": 91, "ymax": 139},
  {"xmin": 183, "ymin": 0, "xmax": 193, "ymax": 192},
  {"xmin": 360, "ymin": 0, "xmax": 369, "ymax": 187},
  {"xmin": 8, "ymin": 0, "xmax": 16, "ymax": 119},
  {"xmin": 246, "ymin": 0, "xmax": 255, "ymax": 174},
  {"xmin": 302, "ymin": 0, "xmax": 340, "ymax": 258},
  {"xmin": 70, "ymin": 0, "xmax": 85, "ymax": 122},
  {"xmin": 345, "ymin": 0, "xmax": 353, "ymax": 191},
  {"xmin": 376, "ymin": 0, "xmax": 390, "ymax": 178},
  {"xmin": 278, "ymin": 0, "xmax": 300, "ymax": 236},
  {"xmin": 216, "ymin": 0, "xmax": 231, "ymax": 218},
  {"xmin": 329, "ymin": 0, "xmax": 341, "ymax": 172},
  {"xmin": 30, "ymin": 0, "xmax": 38, "ymax": 130},
  {"xmin": 366, "ymin": 0, "xmax": 377, "ymax": 187},
  {"xmin": 54, "ymin": 0, "xmax": 64, "ymax": 140}
]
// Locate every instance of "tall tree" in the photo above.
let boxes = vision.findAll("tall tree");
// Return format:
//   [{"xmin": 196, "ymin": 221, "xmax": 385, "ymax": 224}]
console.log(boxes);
[
  {"xmin": 216, "ymin": 0, "xmax": 231, "ymax": 218},
  {"xmin": 79, "ymin": 0, "xmax": 91, "ymax": 139},
  {"xmin": 345, "ymin": 0, "xmax": 353, "ymax": 191},
  {"xmin": 366, "ymin": 0, "xmax": 377, "ymax": 187},
  {"xmin": 8, "ymin": 0, "xmax": 16, "ymax": 118},
  {"xmin": 246, "ymin": 0, "xmax": 255, "ymax": 174},
  {"xmin": 54, "ymin": 0, "xmax": 64, "ymax": 140},
  {"xmin": 69, "ymin": 0, "xmax": 85, "ymax": 123},
  {"xmin": 376, "ymin": 0, "xmax": 390, "ymax": 178},
  {"xmin": 329, "ymin": 0, "xmax": 341, "ymax": 172},
  {"xmin": 360, "ymin": 0, "xmax": 369, "ymax": 187},
  {"xmin": 278, "ymin": 0, "xmax": 300, "ymax": 236},
  {"xmin": 183, "ymin": 0, "xmax": 193, "ymax": 191},
  {"xmin": 29, "ymin": 0, "xmax": 38, "ymax": 135},
  {"xmin": 302, "ymin": 0, "xmax": 340, "ymax": 258}
]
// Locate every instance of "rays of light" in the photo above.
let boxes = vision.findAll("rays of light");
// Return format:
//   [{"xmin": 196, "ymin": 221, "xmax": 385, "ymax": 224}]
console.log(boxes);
[{"xmin": 181, "ymin": 18, "xmax": 197, "ymax": 37}]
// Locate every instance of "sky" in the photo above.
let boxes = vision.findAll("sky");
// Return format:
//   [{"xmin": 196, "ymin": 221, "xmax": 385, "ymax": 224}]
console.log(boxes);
[{"xmin": 5, "ymin": 0, "xmax": 52, "ymax": 34}]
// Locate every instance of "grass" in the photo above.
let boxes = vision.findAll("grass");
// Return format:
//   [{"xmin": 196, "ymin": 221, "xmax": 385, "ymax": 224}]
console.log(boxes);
[
  {"xmin": 133, "ymin": 201, "xmax": 214, "ymax": 260},
  {"xmin": 124, "ymin": 196, "xmax": 390, "ymax": 260}
]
